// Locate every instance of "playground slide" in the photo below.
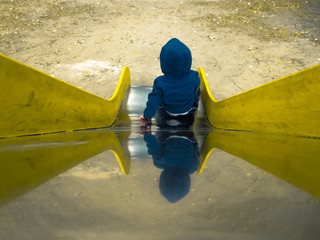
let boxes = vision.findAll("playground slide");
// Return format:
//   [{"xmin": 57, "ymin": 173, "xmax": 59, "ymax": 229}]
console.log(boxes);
[
  {"xmin": 0, "ymin": 54, "xmax": 130, "ymax": 138},
  {"xmin": 2, "ymin": 54, "xmax": 319, "ymax": 138},
  {"xmin": 198, "ymin": 64, "xmax": 320, "ymax": 138}
]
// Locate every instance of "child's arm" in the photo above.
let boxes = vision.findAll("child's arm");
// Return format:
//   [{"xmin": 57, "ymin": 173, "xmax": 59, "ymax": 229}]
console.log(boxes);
[{"xmin": 143, "ymin": 80, "xmax": 161, "ymax": 119}]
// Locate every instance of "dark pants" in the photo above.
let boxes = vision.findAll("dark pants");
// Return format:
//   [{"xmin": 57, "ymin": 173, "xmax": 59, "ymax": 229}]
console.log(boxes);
[{"xmin": 155, "ymin": 107, "xmax": 196, "ymax": 128}]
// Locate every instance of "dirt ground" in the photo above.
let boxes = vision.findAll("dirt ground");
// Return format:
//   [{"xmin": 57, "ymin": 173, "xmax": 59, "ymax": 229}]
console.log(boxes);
[{"xmin": 1, "ymin": 0, "xmax": 320, "ymax": 101}]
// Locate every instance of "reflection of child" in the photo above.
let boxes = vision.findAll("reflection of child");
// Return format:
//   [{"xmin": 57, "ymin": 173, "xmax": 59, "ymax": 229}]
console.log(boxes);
[
  {"xmin": 143, "ymin": 130, "xmax": 200, "ymax": 203},
  {"xmin": 140, "ymin": 38, "xmax": 200, "ymax": 127}
]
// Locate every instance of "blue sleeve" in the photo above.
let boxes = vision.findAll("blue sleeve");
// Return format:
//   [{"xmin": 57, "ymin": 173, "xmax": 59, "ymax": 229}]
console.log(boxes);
[{"xmin": 143, "ymin": 79, "xmax": 161, "ymax": 119}]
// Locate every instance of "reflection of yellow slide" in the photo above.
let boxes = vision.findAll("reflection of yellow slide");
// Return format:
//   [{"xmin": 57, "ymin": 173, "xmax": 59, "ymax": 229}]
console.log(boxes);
[
  {"xmin": 0, "ymin": 130, "xmax": 130, "ymax": 208},
  {"xmin": 0, "ymin": 54, "xmax": 130, "ymax": 138},
  {"xmin": 198, "ymin": 65, "xmax": 320, "ymax": 138},
  {"xmin": 198, "ymin": 129, "xmax": 320, "ymax": 199}
]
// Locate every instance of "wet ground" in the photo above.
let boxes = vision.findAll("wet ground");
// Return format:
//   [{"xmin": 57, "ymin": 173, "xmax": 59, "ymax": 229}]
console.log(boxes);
[{"xmin": 1, "ymin": 127, "xmax": 320, "ymax": 240}]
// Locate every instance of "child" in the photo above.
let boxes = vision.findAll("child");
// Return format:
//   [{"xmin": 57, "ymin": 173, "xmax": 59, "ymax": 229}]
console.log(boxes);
[{"xmin": 140, "ymin": 38, "xmax": 200, "ymax": 127}]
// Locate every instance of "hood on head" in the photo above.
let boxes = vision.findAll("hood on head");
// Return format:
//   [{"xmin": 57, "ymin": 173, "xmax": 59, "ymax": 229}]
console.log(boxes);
[{"xmin": 160, "ymin": 38, "xmax": 192, "ymax": 77}]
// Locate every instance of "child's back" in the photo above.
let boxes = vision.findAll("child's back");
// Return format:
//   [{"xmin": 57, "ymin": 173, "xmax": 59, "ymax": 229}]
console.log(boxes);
[{"xmin": 142, "ymin": 38, "xmax": 200, "ymax": 122}]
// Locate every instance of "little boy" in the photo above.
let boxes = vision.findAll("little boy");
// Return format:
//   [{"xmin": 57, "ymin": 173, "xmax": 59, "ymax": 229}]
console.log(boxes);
[{"xmin": 140, "ymin": 38, "xmax": 200, "ymax": 127}]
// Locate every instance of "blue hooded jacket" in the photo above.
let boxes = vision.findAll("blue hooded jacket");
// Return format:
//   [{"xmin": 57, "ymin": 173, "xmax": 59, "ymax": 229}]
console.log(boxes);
[{"xmin": 143, "ymin": 38, "xmax": 200, "ymax": 119}]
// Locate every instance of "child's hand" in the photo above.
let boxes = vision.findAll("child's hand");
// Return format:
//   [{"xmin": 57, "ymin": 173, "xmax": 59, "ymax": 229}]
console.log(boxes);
[{"xmin": 139, "ymin": 115, "xmax": 152, "ymax": 127}]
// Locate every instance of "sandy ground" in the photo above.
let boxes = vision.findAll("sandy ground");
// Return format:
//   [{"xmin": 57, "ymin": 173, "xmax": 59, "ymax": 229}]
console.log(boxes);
[{"xmin": 1, "ymin": 0, "xmax": 320, "ymax": 101}]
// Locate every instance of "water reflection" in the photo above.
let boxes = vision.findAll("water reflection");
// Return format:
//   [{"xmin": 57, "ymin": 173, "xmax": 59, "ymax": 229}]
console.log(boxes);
[
  {"xmin": 1, "ymin": 124, "xmax": 320, "ymax": 240},
  {"xmin": 0, "ymin": 125, "xmax": 320, "ymax": 208},
  {"xmin": 200, "ymin": 129, "xmax": 320, "ymax": 199},
  {"xmin": 0, "ymin": 130, "xmax": 130, "ymax": 208},
  {"xmin": 143, "ymin": 129, "xmax": 199, "ymax": 203}
]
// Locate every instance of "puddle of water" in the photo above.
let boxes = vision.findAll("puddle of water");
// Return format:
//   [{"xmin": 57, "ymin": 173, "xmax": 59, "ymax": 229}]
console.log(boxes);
[{"xmin": 0, "ymin": 127, "xmax": 319, "ymax": 240}]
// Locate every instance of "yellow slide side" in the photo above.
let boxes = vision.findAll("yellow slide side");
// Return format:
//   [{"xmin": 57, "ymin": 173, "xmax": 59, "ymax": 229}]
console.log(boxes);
[
  {"xmin": 0, "ymin": 54, "xmax": 130, "ymax": 138},
  {"xmin": 199, "ymin": 65, "xmax": 320, "ymax": 138}
]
